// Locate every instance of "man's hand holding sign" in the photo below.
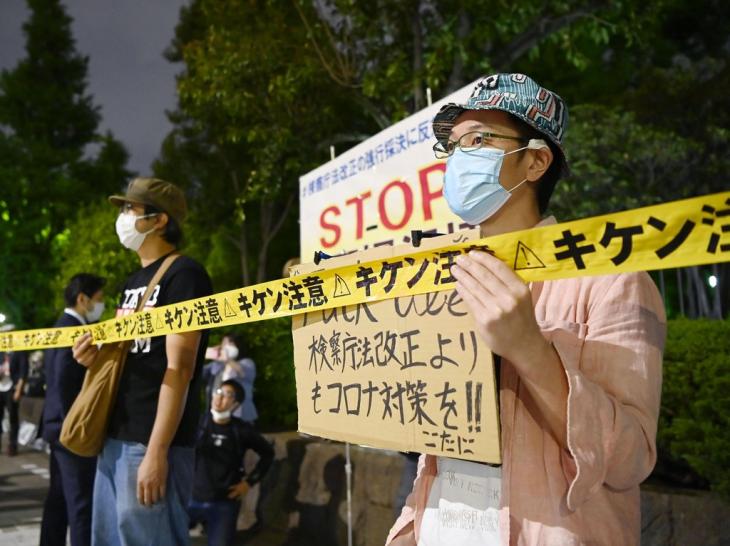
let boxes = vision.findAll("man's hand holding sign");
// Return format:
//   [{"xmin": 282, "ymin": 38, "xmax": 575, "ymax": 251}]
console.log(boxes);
[{"xmin": 452, "ymin": 250, "xmax": 569, "ymax": 449}]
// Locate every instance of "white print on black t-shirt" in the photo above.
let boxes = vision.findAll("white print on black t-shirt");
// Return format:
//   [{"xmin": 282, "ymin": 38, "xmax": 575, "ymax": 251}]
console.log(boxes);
[
  {"xmin": 131, "ymin": 337, "xmax": 151, "ymax": 354},
  {"xmin": 121, "ymin": 284, "xmax": 161, "ymax": 309},
  {"xmin": 212, "ymin": 433, "xmax": 227, "ymax": 447},
  {"xmin": 117, "ymin": 284, "xmax": 161, "ymax": 354}
]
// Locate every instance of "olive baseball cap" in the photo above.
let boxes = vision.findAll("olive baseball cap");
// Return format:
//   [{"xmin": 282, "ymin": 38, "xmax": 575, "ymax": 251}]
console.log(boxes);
[
  {"xmin": 109, "ymin": 177, "xmax": 188, "ymax": 223},
  {"xmin": 433, "ymin": 73, "xmax": 569, "ymax": 176}
]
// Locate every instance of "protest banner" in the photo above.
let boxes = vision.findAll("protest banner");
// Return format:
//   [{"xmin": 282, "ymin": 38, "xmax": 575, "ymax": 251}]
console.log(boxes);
[{"xmin": 292, "ymin": 230, "xmax": 502, "ymax": 464}]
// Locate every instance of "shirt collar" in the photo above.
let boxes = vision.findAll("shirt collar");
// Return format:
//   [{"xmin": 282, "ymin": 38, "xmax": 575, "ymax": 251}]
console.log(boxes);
[
  {"xmin": 64, "ymin": 308, "xmax": 87, "ymax": 325},
  {"xmin": 536, "ymin": 215, "xmax": 557, "ymax": 227}
]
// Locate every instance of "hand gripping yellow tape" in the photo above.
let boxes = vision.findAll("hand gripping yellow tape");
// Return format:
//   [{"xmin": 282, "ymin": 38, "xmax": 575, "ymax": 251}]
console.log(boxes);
[{"xmin": 3, "ymin": 191, "xmax": 729, "ymax": 352}]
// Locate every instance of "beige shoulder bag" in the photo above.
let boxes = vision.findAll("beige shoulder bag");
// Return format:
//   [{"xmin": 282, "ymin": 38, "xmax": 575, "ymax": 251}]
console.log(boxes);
[{"xmin": 60, "ymin": 253, "xmax": 179, "ymax": 457}]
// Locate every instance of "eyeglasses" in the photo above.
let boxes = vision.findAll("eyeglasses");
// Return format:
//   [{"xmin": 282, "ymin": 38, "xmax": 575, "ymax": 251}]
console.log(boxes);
[
  {"xmin": 433, "ymin": 131, "xmax": 528, "ymax": 159},
  {"xmin": 119, "ymin": 202, "xmax": 158, "ymax": 219},
  {"xmin": 214, "ymin": 388, "xmax": 236, "ymax": 399}
]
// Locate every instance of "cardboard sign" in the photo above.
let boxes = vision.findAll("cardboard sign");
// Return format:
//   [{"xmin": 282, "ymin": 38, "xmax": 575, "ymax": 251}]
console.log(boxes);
[{"xmin": 292, "ymin": 231, "xmax": 501, "ymax": 464}]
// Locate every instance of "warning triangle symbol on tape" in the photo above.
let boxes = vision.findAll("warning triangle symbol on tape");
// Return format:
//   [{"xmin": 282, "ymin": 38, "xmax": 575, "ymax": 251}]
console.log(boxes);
[
  {"xmin": 333, "ymin": 274, "xmax": 351, "ymax": 298},
  {"xmin": 155, "ymin": 315, "xmax": 164, "ymax": 330},
  {"xmin": 223, "ymin": 298, "xmax": 237, "ymax": 318},
  {"xmin": 513, "ymin": 241, "xmax": 546, "ymax": 270}
]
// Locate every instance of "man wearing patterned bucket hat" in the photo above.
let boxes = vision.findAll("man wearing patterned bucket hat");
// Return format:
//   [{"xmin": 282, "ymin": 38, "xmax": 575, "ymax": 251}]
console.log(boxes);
[{"xmin": 387, "ymin": 74, "xmax": 665, "ymax": 545}]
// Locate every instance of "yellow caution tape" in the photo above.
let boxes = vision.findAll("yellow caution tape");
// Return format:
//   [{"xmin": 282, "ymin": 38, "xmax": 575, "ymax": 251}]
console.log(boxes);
[{"xmin": 3, "ymin": 191, "xmax": 729, "ymax": 352}]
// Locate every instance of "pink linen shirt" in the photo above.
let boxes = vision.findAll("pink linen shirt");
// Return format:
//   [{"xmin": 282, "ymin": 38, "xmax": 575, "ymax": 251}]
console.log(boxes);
[{"xmin": 386, "ymin": 263, "xmax": 666, "ymax": 545}]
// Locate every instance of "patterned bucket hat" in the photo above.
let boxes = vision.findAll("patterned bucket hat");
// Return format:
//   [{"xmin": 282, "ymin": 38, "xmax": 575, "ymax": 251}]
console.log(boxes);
[{"xmin": 433, "ymin": 73, "xmax": 570, "ymax": 176}]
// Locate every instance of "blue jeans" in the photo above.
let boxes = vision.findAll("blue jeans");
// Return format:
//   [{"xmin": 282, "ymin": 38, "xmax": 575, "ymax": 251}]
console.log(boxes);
[
  {"xmin": 187, "ymin": 499, "xmax": 241, "ymax": 546},
  {"xmin": 92, "ymin": 438, "xmax": 194, "ymax": 546}
]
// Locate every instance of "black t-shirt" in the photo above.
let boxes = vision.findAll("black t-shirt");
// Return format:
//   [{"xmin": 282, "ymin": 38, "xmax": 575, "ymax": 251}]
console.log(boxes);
[
  {"xmin": 194, "ymin": 420, "xmax": 243, "ymax": 501},
  {"xmin": 108, "ymin": 253, "xmax": 213, "ymax": 447},
  {"xmin": 193, "ymin": 416, "xmax": 275, "ymax": 502}
]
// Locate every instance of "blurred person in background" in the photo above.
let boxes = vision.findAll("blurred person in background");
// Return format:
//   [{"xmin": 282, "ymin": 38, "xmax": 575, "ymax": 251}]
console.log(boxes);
[
  {"xmin": 0, "ymin": 324, "xmax": 29, "ymax": 457},
  {"xmin": 203, "ymin": 334, "xmax": 258, "ymax": 424}
]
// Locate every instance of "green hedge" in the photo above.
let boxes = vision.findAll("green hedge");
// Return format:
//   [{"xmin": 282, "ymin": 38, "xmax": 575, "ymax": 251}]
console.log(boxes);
[
  {"xmin": 237, "ymin": 317, "xmax": 298, "ymax": 430},
  {"xmin": 657, "ymin": 318, "xmax": 730, "ymax": 497}
]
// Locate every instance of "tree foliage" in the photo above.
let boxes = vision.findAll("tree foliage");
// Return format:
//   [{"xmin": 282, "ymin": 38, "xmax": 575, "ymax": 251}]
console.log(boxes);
[
  {"xmin": 156, "ymin": 0, "xmax": 668, "ymax": 290},
  {"xmin": 0, "ymin": 0, "xmax": 131, "ymax": 327},
  {"xmin": 294, "ymin": 0, "xmax": 660, "ymax": 124},
  {"xmin": 156, "ymin": 0, "xmax": 369, "ymax": 287},
  {"xmin": 49, "ymin": 200, "xmax": 139, "ymax": 320}
]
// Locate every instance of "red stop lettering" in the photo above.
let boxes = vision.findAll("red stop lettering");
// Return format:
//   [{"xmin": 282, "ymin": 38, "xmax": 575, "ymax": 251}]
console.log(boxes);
[
  {"xmin": 345, "ymin": 191, "xmax": 372, "ymax": 240},
  {"xmin": 378, "ymin": 180, "xmax": 413, "ymax": 230},
  {"xmin": 319, "ymin": 206, "xmax": 341, "ymax": 248},
  {"xmin": 418, "ymin": 162, "xmax": 445, "ymax": 221}
]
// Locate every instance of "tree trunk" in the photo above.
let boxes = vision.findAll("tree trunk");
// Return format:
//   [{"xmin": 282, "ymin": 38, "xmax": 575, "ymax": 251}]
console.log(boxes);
[
  {"xmin": 255, "ymin": 194, "xmax": 295, "ymax": 283},
  {"xmin": 719, "ymin": 262, "xmax": 729, "ymax": 319},
  {"xmin": 684, "ymin": 268, "xmax": 697, "ymax": 318},
  {"xmin": 228, "ymin": 168, "xmax": 250, "ymax": 287},
  {"xmin": 676, "ymin": 268, "xmax": 685, "ymax": 316},
  {"xmin": 446, "ymin": 10, "xmax": 470, "ymax": 93},
  {"xmin": 240, "ymin": 218, "xmax": 250, "ymax": 287},
  {"xmin": 256, "ymin": 200, "xmax": 273, "ymax": 284},
  {"xmin": 688, "ymin": 267, "xmax": 711, "ymax": 318},
  {"xmin": 411, "ymin": 3, "xmax": 424, "ymax": 112},
  {"xmin": 710, "ymin": 263, "xmax": 722, "ymax": 319}
]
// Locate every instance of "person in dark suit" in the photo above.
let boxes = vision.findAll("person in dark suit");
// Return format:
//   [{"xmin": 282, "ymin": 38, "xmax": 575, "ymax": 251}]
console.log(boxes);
[{"xmin": 40, "ymin": 273, "xmax": 106, "ymax": 546}]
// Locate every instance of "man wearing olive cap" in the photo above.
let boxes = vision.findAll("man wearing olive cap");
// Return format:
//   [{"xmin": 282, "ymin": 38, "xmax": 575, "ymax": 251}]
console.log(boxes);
[
  {"xmin": 73, "ymin": 177, "xmax": 213, "ymax": 546},
  {"xmin": 387, "ymin": 74, "xmax": 665, "ymax": 545}
]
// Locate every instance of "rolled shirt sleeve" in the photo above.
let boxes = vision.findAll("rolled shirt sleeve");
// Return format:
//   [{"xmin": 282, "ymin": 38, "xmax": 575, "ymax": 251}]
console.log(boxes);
[{"xmin": 543, "ymin": 272, "xmax": 666, "ymax": 511}]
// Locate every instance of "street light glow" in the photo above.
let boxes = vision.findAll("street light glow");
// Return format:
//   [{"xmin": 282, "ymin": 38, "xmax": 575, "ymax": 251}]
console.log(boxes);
[{"xmin": 708, "ymin": 275, "xmax": 718, "ymax": 288}]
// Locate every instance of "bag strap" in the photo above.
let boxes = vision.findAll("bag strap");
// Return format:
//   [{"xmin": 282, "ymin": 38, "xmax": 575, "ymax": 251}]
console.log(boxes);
[
  {"xmin": 135, "ymin": 253, "xmax": 181, "ymax": 313},
  {"xmin": 109, "ymin": 253, "xmax": 179, "ymax": 352}
]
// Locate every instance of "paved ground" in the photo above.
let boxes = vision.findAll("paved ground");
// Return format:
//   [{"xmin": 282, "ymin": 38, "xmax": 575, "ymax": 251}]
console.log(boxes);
[
  {"xmin": 0, "ymin": 439, "xmax": 286, "ymax": 546},
  {"xmin": 0, "ymin": 444, "xmax": 49, "ymax": 544}
]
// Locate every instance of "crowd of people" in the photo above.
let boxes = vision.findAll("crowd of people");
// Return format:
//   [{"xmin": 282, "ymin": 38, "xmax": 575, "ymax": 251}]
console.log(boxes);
[{"xmin": 0, "ymin": 72, "xmax": 666, "ymax": 546}]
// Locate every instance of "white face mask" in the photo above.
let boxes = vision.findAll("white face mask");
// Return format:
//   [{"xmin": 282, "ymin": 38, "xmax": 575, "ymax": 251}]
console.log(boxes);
[
  {"xmin": 85, "ymin": 301, "xmax": 105, "ymax": 323},
  {"xmin": 211, "ymin": 408, "xmax": 232, "ymax": 421},
  {"xmin": 222, "ymin": 345, "xmax": 239, "ymax": 361},
  {"xmin": 115, "ymin": 213, "xmax": 157, "ymax": 251}
]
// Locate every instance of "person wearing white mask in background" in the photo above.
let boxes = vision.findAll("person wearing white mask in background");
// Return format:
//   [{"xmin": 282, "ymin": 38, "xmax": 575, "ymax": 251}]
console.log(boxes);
[
  {"xmin": 187, "ymin": 380, "xmax": 273, "ymax": 546},
  {"xmin": 72, "ymin": 177, "xmax": 213, "ymax": 546},
  {"xmin": 41, "ymin": 273, "xmax": 106, "ymax": 546},
  {"xmin": 387, "ymin": 74, "xmax": 665, "ymax": 546},
  {"xmin": 202, "ymin": 333, "xmax": 264, "ymax": 535},
  {"xmin": 204, "ymin": 334, "xmax": 258, "ymax": 424}
]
